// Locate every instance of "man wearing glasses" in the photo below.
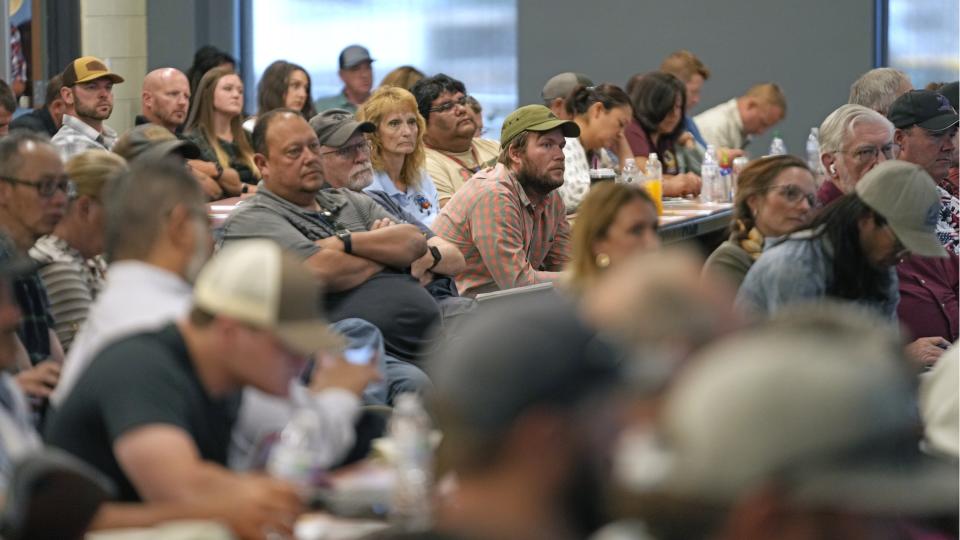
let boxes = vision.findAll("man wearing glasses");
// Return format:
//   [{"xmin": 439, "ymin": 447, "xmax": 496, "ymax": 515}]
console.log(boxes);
[
  {"xmin": 737, "ymin": 161, "xmax": 950, "ymax": 367},
  {"xmin": 220, "ymin": 110, "xmax": 435, "ymax": 401},
  {"xmin": 412, "ymin": 74, "xmax": 500, "ymax": 207},
  {"xmin": 817, "ymin": 104, "xmax": 899, "ymax": 206},
  {"xmin": 0, "ymin": 131, "xmax": 71, "ymax": 406}
]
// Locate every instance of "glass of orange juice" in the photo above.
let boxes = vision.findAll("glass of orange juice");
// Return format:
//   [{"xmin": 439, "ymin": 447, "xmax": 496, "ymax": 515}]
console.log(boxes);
[{"xmin": 644, "ymin": 178, "xmax": 663, "ymax": 215}]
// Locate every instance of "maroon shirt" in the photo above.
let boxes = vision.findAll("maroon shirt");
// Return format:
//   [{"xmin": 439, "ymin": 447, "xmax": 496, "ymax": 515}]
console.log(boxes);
[
  {"xmin": 624, "ymin": 119, "xmax": 679, "ymax": 175},
  {"xmin": 816, "ymin": 179, "xmax": 844, "ymax": 206},
  {"xmin": 896, "ymin": 254, "xmax": 959, "ymax": 342}
]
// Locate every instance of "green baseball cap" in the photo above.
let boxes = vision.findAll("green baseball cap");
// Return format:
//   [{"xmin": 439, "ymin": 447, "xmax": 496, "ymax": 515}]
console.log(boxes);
[{"xmin": 499, "ymin": 104, "xmax": 580, "ymax": 149}]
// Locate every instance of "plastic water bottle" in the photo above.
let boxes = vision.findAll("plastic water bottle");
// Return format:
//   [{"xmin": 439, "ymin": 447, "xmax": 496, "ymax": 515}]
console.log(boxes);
[
  {"xmin": 769, "ymin": 132, "xmax": 787, "ymax": 156},
  {"xmin": 620, "ymin": 158, "xmax": 640, "ymax": 184},
  {"xmin": 267, "ymin": 408, "xmax": 333, "ymax": 495},
  {"xmin": 389, "ymin": 393, "xmax": 433, "ymax": 531},
  {"xmin": 701, "ymin": 146, "xmax": 720, "ymax": 203},
  {"xmin": 806, "ymin": 127, "xmax": 821, "ymax": 174},
  {"xmin": 717, "ymin": 149, "xmax": 732, "ymax": 202},
  {"xmin": 644, "ymin": 153, "xmax": 663, "ymax": 215}
]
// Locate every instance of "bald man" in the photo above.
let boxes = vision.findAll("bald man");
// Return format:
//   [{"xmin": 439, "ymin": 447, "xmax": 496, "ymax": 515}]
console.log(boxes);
[{"xmin": 138, "ymin": 68, "xmax": 191, "ymax": 133}]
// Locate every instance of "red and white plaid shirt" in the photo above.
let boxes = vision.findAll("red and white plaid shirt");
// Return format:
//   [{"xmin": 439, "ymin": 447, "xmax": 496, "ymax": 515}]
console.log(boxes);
[{"xmin": 434, "ymin": 163, "xmax": 570, "ymax": 297}]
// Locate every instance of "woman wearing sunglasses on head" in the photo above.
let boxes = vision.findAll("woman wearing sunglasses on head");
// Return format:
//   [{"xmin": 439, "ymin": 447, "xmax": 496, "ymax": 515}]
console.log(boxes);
[{"xmin": 703, "ymin": 155, "xmax": 816, "ymax": 288}]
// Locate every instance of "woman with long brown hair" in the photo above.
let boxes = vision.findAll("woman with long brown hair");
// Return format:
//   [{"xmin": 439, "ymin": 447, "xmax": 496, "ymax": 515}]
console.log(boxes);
[{"xmin": 184, "ymin": 66, "xmax": 259, "ymax": 197}]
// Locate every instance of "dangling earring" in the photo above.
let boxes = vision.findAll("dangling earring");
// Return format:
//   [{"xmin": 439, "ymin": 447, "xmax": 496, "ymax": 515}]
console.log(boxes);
[{"xmin": 595, "ymin": 253, "xmax": 611, "ymax": 268}]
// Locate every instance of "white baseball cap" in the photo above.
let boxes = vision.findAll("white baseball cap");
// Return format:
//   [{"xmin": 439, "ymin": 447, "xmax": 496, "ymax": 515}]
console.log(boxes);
[{"xmin": 193, "ymin": 240, "xmax": 345, "ymax": 355}]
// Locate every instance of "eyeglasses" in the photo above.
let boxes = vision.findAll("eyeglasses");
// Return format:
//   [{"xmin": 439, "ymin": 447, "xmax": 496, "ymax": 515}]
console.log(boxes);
[
  {"xmin": 283, "ymin": 139, "xmax": 322, "ymax": 160},
  {"xmin": 428, "ymin": 95, "xmax": 469, "ymax": 114},
  {"xmin": 0, "ymin": 175, "xmax": 76, "ymax": 198},
  {"xmin": 767, "ymin": 184, "xmax": 817, "ymax": 207},
  {"xmin": 840, "ymin": 143, "xmax": 900, "ymax": 165},
  {"xmin": 321, "ymin": 140, "xmax": 371, "ymax": 160}
]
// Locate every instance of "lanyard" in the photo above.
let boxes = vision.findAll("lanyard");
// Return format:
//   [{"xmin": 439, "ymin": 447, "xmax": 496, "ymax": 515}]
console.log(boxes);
[{"xmin": 427, "ymin": 142, "xmax": 482, "ymax": 174}]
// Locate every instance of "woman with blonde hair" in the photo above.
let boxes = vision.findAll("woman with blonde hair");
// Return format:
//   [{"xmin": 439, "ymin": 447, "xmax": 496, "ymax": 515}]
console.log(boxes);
[
  {"xmin": 568, "ymin": 182, "xmax": 660, "ymax": 292},
  {"xmin": 703, "ymin": 154, "xmax": 816, "ymax": 288},
  {"xmin": 357, "ymin": 85, "xmax": 440, "ymax": 226},
  {"xmin": 379, "ymin": 65, "xmax": 425, "ymax": 91},
  {"xmin": 30, "ymin": 150, "xmax": 127, "ymax": 351},
  {"xmin": 184, "ymin": 66, "xmax": 259, "ymax": 197}
]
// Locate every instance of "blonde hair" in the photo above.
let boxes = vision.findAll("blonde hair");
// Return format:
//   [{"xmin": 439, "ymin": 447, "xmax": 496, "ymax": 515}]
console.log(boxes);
[
  {"xmin": 745, "ymin": 82, "xmax": 787, "ymax": 113},
  {"xmin": 660, "ymin": 50, "xmax": 710, "ymax": 83},
  {"xmin": 184, "ymin": 66, "xmax": 259, "ymax": 177},
  {"xmin": 569, "ymin": 182, "xmax": 656, "ymax": 291},
  {"xmin": 66, "ymin": 150, "xmax": 127, "ymax": 199},
  {"xmin": 357, "ymin": 86, "xmax": 426, "ymax": 189}
]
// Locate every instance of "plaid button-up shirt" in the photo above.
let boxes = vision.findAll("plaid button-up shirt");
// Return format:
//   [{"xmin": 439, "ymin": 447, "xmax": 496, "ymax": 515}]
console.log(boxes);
[
  {"xmin": 51, "ymin": 114, "xmax": 117, "ymax": 161},
  {"xmin": 434, "ymin": 163, "xmax": 571, "ymax": 297}
]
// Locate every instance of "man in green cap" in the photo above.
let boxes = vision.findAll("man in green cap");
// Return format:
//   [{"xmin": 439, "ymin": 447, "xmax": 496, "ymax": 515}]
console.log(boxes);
[{"xmin": 433, "ymin": 104, "xmax": 580, "ymax": 297}]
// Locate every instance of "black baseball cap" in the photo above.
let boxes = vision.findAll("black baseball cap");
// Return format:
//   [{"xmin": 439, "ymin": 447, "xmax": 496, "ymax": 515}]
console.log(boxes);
[{"xmin": 887, "ymin": 90, "xmax": 959, "ymax": 131}]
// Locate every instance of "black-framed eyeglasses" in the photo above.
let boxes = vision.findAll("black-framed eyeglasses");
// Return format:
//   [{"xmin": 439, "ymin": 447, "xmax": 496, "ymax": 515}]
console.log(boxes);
[
  {"xmin": 0, "ymin": 175, "xmax": 76, "ymax": 198},
  {"xmin": 428, "ymin": 95, "xmax": 469, "ymax": 114},
  {"xmin": 767, "ymin": 184, "xmax": 817, "ymax": 207},
  {"xmin": 320, "ymin": 140, "xmax": 371, "ymax": 160},
  {"xmin": 840, "ymin": 143, "xmax": 900, "ymax": 165}
]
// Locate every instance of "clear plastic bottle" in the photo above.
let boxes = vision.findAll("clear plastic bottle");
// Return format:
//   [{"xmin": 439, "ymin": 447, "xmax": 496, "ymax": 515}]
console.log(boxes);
[
  {"xmin": 806, "ymin": 127, "xmax": 821, "ymax": 174},
  {"xmin": 700, "ymin": 146, "xmax": 719, "ymax": 203},
  {"xmin": 267, "ymin": 408, "xmax": 332, "ymax": 496},
  {"xmin": 644, "ymin": 153, "xmax": 664, "ymax": 215},
  {"xmin": 620, "ymin": 158, "xmax": 640, "ymax": 185},
  {"xmin": 769, "ymin": 132, "xmax": 787, "ymax": 156},
  {"xmin": 389, "ymin": 393, "xmax": 433, "ymax": 532}
]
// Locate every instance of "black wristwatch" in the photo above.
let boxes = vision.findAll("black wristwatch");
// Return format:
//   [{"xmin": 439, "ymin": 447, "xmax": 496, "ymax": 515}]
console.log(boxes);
[
  {"xmin": 336, "ymin": 230, "xmax": 352, "ymax": 254},
  {"xmin": 427, "ymin": 245, "xmax": 442, "ymax": 270}
]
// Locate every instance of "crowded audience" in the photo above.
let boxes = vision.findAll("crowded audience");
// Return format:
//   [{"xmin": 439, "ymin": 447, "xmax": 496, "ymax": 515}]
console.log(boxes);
[{"xmin": 0, "ymin": 32, "xmax": 955, "ymax": 540}]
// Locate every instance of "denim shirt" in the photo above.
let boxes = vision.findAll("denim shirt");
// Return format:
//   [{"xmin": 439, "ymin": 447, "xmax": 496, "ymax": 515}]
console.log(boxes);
[
  {"xmin": 364, "ymin": 169, "xmax": 439, "ymax": 228},
  {"xmin": 737, "ymin": 228, "xmax": 899, "ymax": 320}
]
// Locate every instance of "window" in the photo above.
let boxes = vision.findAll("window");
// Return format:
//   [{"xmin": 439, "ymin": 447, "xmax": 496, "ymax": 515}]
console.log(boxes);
[
  {"xmin": 249, "ymin": 0, "xmax": 517, "ymax": 139},
  {"xmin": 885, "ymin": 0, "xmax": 959, "ymax": 87}
]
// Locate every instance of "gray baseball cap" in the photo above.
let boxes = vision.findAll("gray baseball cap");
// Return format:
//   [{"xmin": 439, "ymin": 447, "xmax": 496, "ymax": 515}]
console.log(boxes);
[
  {"xmin": 637, "ymin": 303, "xmax": 958, "ymax": 515},
  {"xmin": 339, "ymin": 45, "xmax": 374, "ymax": 70},
  {"xmin": 541, "ymin": 72, "xmax": 593, "ymax": 102},
  {"xmin": 308, "ymin": 109, "xmax": 375, "ymax": 147},
  {"xmin": 113, "ymin": 123, "xmax": 202, "ymax": 162},
  {"xmin": 855, "ymin": 160, "xmax": 947, "ymax": 258}
]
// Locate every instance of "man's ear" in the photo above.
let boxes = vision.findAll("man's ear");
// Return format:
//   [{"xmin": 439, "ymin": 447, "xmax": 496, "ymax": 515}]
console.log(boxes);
[
  {"xmin": 893, "ymin": 128, "xmax": 906, "ymax": 147},
  {"xmin": 254, "ymin": 153, "xmax": 268, "ymax": 176},
  {"xmin": 59, "ymin": 86, "xmax": 74, "ymax": 107},
  {"xmin": 165, "ymin": 203, "xmax": 195, "ymax": 249},
  {"xmin": 821, "ymin": 152, "xmax": 837, "ymax": 180}
]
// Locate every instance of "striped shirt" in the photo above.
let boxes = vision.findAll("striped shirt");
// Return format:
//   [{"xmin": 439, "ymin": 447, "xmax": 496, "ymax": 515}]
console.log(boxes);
[
  {"xmin": 433, "ymin": 163, "xmax": 571, "ymax": 297},
  {"xmin": 29, "ymin": 235, "xmax": 106, "ymax": 352}
]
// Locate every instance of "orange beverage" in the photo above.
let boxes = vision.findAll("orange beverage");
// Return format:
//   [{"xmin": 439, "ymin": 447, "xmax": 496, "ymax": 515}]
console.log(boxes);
[{"xmin": 644, "ymin": 178, "xmax": 663, "ymax": 215}]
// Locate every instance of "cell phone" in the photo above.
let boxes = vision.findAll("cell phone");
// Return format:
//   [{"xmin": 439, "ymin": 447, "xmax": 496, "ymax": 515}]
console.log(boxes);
[{"xmin": 343, "ymin": 345, "xmax": 375, "ymax": 366}]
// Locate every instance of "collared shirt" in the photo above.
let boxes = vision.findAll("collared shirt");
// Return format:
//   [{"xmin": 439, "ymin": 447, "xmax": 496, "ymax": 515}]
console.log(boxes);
[
  {"xmin": 897, "ymin": 254, "xmax": 959, "ymax": 342},
  {"xmin": 425, "ymin": 138, "xmax": 501, "ymax": 203},
  {"xmin": 219, "ymin": 185, "xmax": 395, "ymax": 258},
  {"xmin": 433, "ymin": 163, "xmax": 571, "ymax": 297},
  {"xmin": 0, "ymin": 235, "xmax": 53, "ymax": 365},
  {"xmin": 694, "ymin": 98, "xmax": 750, "ymax": 150},
  {"xmin": 51, "ymin": 114, "xmax": 118, "ymax": 160},
  {"xmin": 313, "ymin": 91, "xmax": 357, "ymax": 113},
  {"xmin": 29, "ymin": 235, "xmax": 107, "ymax": 352},
  {"xmin": 364, "ymin": 169, "xmax": 439, "ymax": 227},
  {"xmin": 737, "ymin": 228, "xmax": 899, "ymax": 319},
  {"xmin": 935, "ymin": 185, "xmax": 959, "ymax": 255},
  {"xmin": 816, "ymin": 179, "xmax": 845, "ymax": 206}
]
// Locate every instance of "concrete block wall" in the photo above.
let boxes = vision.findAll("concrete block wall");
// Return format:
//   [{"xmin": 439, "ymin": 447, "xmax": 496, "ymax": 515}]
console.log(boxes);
[{"xmin": 80, "ymin": 0, "xmax": 147, "ymax": 133}]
